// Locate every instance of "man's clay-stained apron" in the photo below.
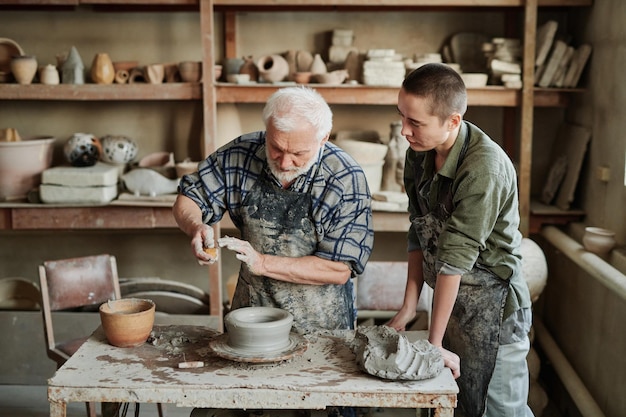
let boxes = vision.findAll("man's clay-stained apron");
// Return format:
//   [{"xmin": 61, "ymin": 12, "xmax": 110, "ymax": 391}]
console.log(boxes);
[
  {"xmin": 411, "ymin": 125, "xmax": 508, "ymax": 417},
  {"xmin": 231, "ymin": 164, "xmax": 355, "ymax": 335}
]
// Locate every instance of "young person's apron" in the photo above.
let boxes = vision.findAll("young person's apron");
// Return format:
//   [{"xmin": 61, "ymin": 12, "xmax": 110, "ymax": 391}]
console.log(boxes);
[
  {"xmin": 230, "ymin": 165, "xmax": 355, "ymax": 335},
  {"xmin": 411, "ymin": 124, "xmax": 508, "ymax": 417}
]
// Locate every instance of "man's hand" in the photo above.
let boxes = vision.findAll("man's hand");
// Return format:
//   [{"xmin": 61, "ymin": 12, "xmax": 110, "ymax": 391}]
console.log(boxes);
[
  {"xmin": 438, "ymin": 346, "xmax": 461, "ymax": 379},
  {"xmin": 191, "ymin": 224, "xmax": 217, "ymax": 266},
  {"xmin": 218, "ymin": 236, "xmax": 265, "ymax": 275}
]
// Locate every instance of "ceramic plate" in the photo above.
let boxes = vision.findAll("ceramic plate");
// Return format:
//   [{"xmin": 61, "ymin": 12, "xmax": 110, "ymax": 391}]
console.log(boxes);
[{"xmin": 209, "ymin": 333, "xmax": 308, "ymax": 363}]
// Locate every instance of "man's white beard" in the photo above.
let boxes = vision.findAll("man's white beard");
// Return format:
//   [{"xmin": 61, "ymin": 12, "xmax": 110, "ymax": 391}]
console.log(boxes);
[{"xmin": 267, "ymin": 147, "xmax": 321, "ymax": 184}]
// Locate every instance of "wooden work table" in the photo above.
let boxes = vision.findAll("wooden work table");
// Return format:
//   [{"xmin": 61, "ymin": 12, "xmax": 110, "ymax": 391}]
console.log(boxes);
[{"xmin": 47, "ymin": 325, "xmax": 458, "ymax": 417}]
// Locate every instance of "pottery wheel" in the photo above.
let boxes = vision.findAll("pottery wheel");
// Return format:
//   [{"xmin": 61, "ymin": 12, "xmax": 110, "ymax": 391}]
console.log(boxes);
[{"xmin": 209, "ymin": 333, "xmax": 308, "ymax": 363}]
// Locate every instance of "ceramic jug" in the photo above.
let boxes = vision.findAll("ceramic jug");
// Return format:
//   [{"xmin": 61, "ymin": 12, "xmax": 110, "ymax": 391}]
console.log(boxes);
[
  {"xmin": 91, "ymin": 53, "xmax": 115, "ymax": 84},
  {"xmin": 11, "ymin": 55, "xmax": 38, "ymax": 85},
  {"xmin": 256, "ymin": 54, "xmax": 289, "ymax": 83}
]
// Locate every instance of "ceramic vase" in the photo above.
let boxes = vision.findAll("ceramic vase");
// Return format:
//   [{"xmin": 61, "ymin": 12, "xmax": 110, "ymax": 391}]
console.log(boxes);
[
  {"xmin": 238, "ymin": 55, "xmax": 259, "ymax": 82},
  {"xmin": 40, "ymin": 64, "xmax": 60, "ymax": 85},
  {"xmin": 582, "ymin": 227, "xmax": 616, "ymax": 257},
  {"xmin": 178, "ymin": 61, "xmax": 202, "ymax": 83},
  {"xmin": 256, "ymin": 54, "xmax": 289, "ymax": 83},
  {"xmin": 90, "ymin": 53, "xmax": 115, "ymax": 84},
  {"xmin": 310, "ymin": 53, "xmax": 327, "ymax": 74},
  {"xmin": 145, "ymin": 64, "xmax": 164, "ymax": 84},
  {"xmin": 11, "ymin": 55, "xmax": 38, "ymax": 85}
]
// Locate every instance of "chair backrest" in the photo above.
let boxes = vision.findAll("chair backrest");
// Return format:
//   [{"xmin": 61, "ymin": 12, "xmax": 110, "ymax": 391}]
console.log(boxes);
[{"xmin": 39, "ymin": 254, "xmax": 121, "ymax": 364}]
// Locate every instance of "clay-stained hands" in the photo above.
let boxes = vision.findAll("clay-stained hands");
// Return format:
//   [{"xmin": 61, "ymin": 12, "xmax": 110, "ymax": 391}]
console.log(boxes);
[
  {"xmin": 192, "ymin": 224, "xmax": 217, "ymax": 266},
  {"xmin": 218, "ymin": 236, "xmax": 264, "ymax": 275}
]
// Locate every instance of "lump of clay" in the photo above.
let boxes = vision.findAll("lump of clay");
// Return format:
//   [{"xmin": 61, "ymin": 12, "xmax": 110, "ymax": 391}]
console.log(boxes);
[{"xmin": 350, "ymin": 325, "xmax": 443, "ymax": 380}]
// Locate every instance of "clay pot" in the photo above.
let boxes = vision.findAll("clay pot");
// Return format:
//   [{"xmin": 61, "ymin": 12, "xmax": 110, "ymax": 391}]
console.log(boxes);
[
  {"xmin": 238, "ymin": 55, "xmax": 259, "ymax": 82},
  {"xmin": 214, "ymin": 64, "xmax": 223, "ymax": 81},
  {"xmin": 90, "ymin": 53, "xmax": 115, "ymax": 84},
  {"xmin": 10, "ymin": 55, "xmax": 37, "ymax": 85},
  {"xmin": 145, "ymin": 64, "xmax": 164, "ymax": 84},
  {"xmin": 0, "ymin": 136, "xmax": 55, "ymax": 200},
  {"xmin": 583, "ymin": 227, "xmax": 616, "ymax": 256},
  {"xmin": 99, "ymin": 298, "xmax": 155, "ymax": 348},
  {"xmin": 295, "ymin": 50, "xmax": 314, "ymax": 72},
  {"xmin": 178, "ymin": 61, "xmax": 202, "ymax": 83},
  {"xmin": 257, "ymin": 54, "xmax": 289, "ymax": 83},
  {"xmin": 39, "ymin": 64, "xmax": 60, "ymax": 85},
  {"xmin": 224, "ymin": 307, "xmax": 293, "ymax": 353}
]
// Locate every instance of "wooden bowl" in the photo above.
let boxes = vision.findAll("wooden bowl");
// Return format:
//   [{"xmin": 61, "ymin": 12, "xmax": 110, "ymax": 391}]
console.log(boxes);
[
  {"xmin": 99, "ymin": 298, "xmax": 155, "ymax": 348},
  {"xmin": 224, "ymin": 307, "xmax": 293, "ymax": 353}
]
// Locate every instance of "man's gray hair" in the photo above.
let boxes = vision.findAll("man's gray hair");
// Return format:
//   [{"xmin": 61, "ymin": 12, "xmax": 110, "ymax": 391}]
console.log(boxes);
[{"xmin": 262, "ymin": 86, "xmax": 333, "ymax": 142}]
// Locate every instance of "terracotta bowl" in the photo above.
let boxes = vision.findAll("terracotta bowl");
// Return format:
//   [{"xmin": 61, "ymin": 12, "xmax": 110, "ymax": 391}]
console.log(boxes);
[
  {"xmin": 99, "ymin": 298, "xmax": 156, "ymax": 348},
  {"xmin": 224, "ymin": 306, "xmax": 293, "ymax": 353},
  {"xmin": 293, "ymin": 71, "xmax": 312, "ymax": 84}
]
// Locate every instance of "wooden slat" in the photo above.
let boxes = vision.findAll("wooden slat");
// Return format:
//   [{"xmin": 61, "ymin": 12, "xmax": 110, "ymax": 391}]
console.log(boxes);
[
  {"xmin": 0, "ymin": 0, "xmax": 591, "ymax": 6},
  {"xmin": 518, "ymin": 0, "xmax": 537, "ymax": 236},
  {"xmin": 214, "ymin": 0, "xmax": 591, "ymax": 7},
  {"xmin": 10, "ymin": 206, "xmax": 177, "ymax": 229},
  {"xmin": 215, "ymin": 84, "xmax": 524, "ymax": 106},
  {"xmin": 0, "ymin": 83, "xmax": 201, "ymax": 100}
]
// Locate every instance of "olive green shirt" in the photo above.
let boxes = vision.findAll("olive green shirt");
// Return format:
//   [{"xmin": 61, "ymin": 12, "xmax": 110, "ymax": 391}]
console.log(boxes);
[{"xmin": 405, "ymin": 121, "xmax": 531, "ymax": 319}]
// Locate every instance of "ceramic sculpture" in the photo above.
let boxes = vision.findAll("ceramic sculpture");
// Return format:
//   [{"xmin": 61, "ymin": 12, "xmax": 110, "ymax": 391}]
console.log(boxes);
[
  {"xmin": 61, "ymin": 46, "xmax": 85, "ymax": 84},
  {"xmin": 122, "ymin": 168, "xmax": 179, "ymax": 196},
  {"xmin": 64, "ymin": 133, "xmax": 102, "ymax": 167},
  {"xmin": 100, "ymin": 135, "xmax": 138, "ymax": 165}
]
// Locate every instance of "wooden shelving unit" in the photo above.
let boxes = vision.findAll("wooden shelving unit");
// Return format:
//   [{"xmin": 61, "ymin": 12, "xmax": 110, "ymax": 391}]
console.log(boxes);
[{"xmin": 0, "ymin": 0, "xmax": 592, "ymax": 328}]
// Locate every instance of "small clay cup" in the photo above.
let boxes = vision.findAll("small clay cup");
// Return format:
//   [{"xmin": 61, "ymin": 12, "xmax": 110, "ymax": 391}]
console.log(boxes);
[
  {"xmin": 99, "ymin": 298, "xmax": 155, "ymax": 348},
  {"xmin": 293, "ymin": 71, "xmax": 312, "ymax": 84}
]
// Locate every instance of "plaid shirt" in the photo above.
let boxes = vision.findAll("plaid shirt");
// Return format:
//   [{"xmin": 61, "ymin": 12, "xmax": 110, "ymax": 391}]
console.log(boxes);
[{"xmin": 178, "ymin": 131, "xmax": 374, "ymax": 275}]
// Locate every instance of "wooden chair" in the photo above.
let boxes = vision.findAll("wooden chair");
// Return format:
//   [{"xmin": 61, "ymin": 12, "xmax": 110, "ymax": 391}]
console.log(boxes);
[
  {"xmin": 39, "ymin": 254, "xmax": 166, "ymax": 417},
  {"xmin": 39, "ymin": 254, "xmax": 122, "ymax": 417}
]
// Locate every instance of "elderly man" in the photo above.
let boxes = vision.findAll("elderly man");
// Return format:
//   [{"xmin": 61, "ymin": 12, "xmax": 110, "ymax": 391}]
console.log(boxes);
[{"xmin": 173, "ymin": 86, "xmax": 374, "ymax": 335}]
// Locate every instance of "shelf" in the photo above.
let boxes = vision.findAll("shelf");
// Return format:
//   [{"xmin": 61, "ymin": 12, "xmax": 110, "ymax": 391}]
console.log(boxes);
[
  {"xmin": 213, "ymin": 0, "xmax": 591, "ymax": 8},
  {"xmin": 0, "ymin": 83, "xmax": 582, "ymax": 106},
  {"xmin": 0, "ymin": 0, "xmax": 592, "ymax": 6},
  {"xmin": 216, "ymin": 84, "xmax": 580, "ymax": 107},
  {"xmin": 0, "ymin": 204, "xmax": 409, "ymax": 232},
  {"xmin": 0, "ymin": 83, "xmax": 202, "ymax": 101}
]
